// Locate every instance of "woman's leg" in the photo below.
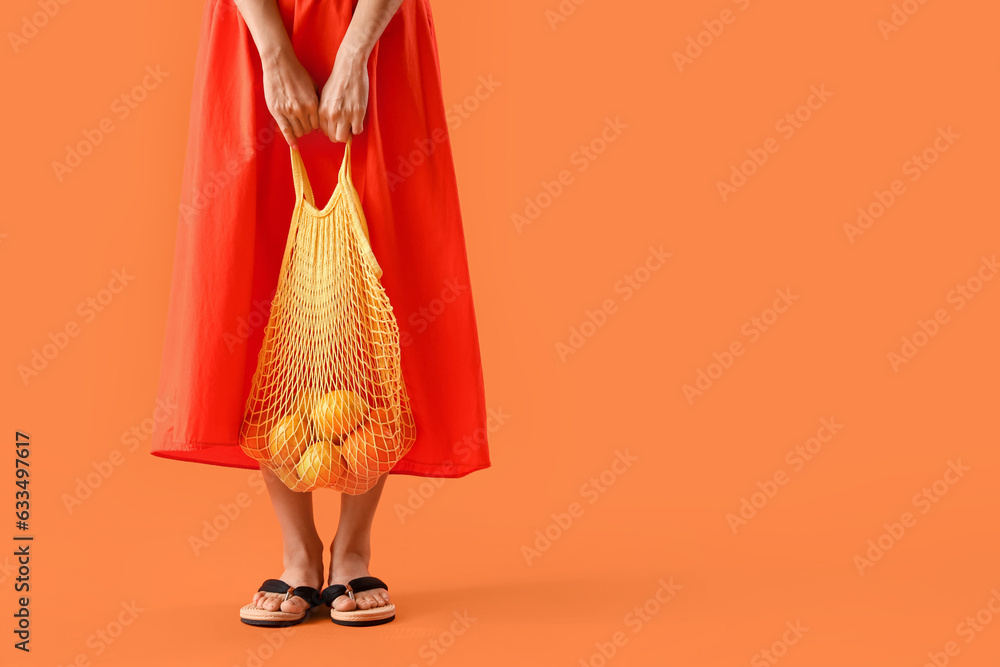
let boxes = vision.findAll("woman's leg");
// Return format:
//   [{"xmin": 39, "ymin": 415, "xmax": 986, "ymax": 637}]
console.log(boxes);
[
  {"xmin": 327, "ymin": 475, "xmax": 392, "ymax": 611},
  {"xmin": 249, "ymin": 465, "xmax": 326, "ymax": 613}
]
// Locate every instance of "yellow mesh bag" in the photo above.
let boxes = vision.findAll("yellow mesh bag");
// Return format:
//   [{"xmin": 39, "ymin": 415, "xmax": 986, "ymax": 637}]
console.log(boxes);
[{"xmin": 238, "ymin": 136, "xmax": 416, "ymax": 494}]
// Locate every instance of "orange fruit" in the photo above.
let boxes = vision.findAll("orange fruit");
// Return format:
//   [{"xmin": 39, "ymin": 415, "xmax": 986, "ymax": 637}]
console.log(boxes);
[
  {"xmin": 341, "ymin": 408, "xmax": 400, "ymax": 476},
  {"xmin": 337, "ymin": 468, "xmax": 378, "ymax": 495},
  {"xmin": 268, "ymin": 413, "xmax": 310, "ymax": 466},
  {"xmin": 294, "ymin": 388, "xmax": 324, "ymax": 419},
  {"xmin": 312, "ymin": 390, "xmax": 368, "ymax": 440},
  {"xmin": 270, "ymin": 462, "xmax": 302, "ymax": 489},
  {"xmin": 239, "ymin": 414, "xmax": 271, "ymax": 461},
  {"xmin": 296, "ymin": 440, "xmax": 346, "ymax": 487}
]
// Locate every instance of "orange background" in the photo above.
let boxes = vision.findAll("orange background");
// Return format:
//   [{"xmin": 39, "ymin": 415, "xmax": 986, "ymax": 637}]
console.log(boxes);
[{"xmin": 2, "ymin": 0, "xmax": 999, "ymax": 665}]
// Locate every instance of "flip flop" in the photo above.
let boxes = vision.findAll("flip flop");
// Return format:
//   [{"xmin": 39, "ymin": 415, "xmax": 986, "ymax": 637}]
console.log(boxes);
[
  {"xmin": 239, "ymin": 579, "xmax": 323, "ymax": 627},
  {"xmin": 320, "ymin": 576, "xmax": 396, "ymax": 626}
]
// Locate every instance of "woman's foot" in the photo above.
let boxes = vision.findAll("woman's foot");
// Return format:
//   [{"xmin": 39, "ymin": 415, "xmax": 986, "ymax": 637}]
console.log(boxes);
[
  {"xmin": 324, "ymin": 475, "xmax": 391, "ymax": 616},
  {"xmin": 248, "ymin": 538, "xmax": 325, "ymax": 614},
  {"xmin": 327, "ymin": 545, "xmax": 390, "ymax": 611}
]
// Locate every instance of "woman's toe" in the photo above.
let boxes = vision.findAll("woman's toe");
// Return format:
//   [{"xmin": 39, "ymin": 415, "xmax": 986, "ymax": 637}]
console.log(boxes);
[
  {"xmin": 281, "ymin": 596, "xmax": 306, "ymax": 614},
  {"xmin": 334, "ymin": 595, "xmax": 356, "ymax": 612}
]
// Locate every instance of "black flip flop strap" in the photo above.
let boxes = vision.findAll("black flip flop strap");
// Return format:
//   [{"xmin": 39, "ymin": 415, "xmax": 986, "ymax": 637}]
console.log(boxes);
[
  {"xmin": 291, "ymin": 586, "xmax": 322, "ymax": 607},
  {"xmin": 258, "ymin": 579, "xmax": 322, "ymax": 608},
  {"xmin": 320, "ymin": 584, "xmax": 348, "ymax": 607},
  {"xmin": 348, "ymin": 576, "xmax": 389, "ymax": 594},
  {"xmin": 320, "ymin": 577, "xmax": 389, "ymax": 606},
  {"xmin": 258, "ymin": 579, "xmax": 291, "ymax": 594}
]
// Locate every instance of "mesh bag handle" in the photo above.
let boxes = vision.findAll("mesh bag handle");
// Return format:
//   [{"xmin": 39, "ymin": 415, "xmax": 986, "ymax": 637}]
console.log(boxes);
[
  {"xmin": 289, "ymin": 134, "xmax": 357, "ymax": 213},
  {"xmin": 289, "ymin": 135, "xmax": 381, "ymax": 278}
]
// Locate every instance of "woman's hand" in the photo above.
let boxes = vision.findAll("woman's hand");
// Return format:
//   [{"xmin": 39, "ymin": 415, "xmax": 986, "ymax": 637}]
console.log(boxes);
[
  {"xmin": 317, "ymin": 0, "xmax": 403, "ymax": 142},
  {"xmin": 317, "ymin": 45, "xmax": 369, "ymax": 143},
  {"xmin": 233, "ymin": 0, "xmax": 402, "ymax": 145},
  {"xmin": 262, "ymin": 49, "xmax": 320, "ymax": 148}
]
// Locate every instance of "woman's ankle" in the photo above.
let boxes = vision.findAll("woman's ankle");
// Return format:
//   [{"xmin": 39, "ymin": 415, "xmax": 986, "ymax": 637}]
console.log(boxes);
[
  {"xmin": 329, "ymin": 534, "xmax": 370, "ymax": 562},
  {"xmin": 283, "ymin": 534, "xmax": 325, "ymax": 569}
]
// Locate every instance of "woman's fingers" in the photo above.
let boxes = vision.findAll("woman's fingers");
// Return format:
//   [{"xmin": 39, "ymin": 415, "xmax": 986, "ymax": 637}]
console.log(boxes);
[
  {"xmin": 307, "ymin": 110, "xmax": 320, "ymax": 133},
  {"xmin": 317, "ymin": 111, "xmax": 330, "ymax": 142},
  {"xmin": 276, "ymin": 116, "xmax": 298, "ymax": 148},
  {"xmin": 286, "ymin": 111, "xmax": 307, "ymax": 139},
  {"xmin": 333, "ymin": 119, "xmax": 352, "ymax": 143},
  {"xmin": 276, "ymin": 94, "xmax": 319, "ymax": 146},
  {"xmin": 317, "ymin": 107, "xmax": 363, "ymax": 142},
  {"xmin": 294, "ymin": 97, "xmax": 320, "ymax": 134},
  {"xmin": 318, "ymin": 109, "xmax": 343, "ymax": 142}
]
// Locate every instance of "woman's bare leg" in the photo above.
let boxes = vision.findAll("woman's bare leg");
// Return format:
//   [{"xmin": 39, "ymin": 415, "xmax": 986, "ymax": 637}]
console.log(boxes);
[
  {"xmin": 249, "ymin": 465, "xmax": 326, "ymax": 613},
  {"xmin": 327, "ymin": 475, "xmax": 392, "ymax": 611}
]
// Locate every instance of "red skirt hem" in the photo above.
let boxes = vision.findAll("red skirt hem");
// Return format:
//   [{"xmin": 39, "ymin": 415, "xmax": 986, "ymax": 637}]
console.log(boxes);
[{"xmin": 151, "ymin": 440, "xmax": 491, "ymax": 479}]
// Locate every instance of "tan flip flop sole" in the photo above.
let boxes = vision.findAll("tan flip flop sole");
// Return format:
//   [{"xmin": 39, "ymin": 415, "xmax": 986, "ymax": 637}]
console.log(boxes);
[
  {"xmin": 240, "ymin": 603, "xmax": 310, "ymax": 627},
  {"xmin": 330, "ymin": 602, "xmax": 396, "ymax": 627}
]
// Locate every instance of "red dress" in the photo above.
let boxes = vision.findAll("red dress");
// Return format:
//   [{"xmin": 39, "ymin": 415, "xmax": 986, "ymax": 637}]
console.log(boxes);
[{"xmin": 151, "ymin": 0, "xmax": 490, "ymax": 479}]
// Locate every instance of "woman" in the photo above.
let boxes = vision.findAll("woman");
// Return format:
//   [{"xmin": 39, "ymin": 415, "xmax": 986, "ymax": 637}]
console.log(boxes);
[{"xmin": 150, "ymin": 0, "xmax": 490, "ymax": 627}]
